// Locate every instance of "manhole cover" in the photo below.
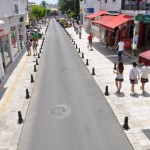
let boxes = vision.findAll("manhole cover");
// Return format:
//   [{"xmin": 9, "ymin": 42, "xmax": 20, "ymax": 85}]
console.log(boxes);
[{"xmin": 50, "ymin": 105, "xmax": 71, "ymax": 119}]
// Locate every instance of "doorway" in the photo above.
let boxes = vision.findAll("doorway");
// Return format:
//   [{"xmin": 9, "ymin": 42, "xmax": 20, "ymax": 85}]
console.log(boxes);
[{"xmin": 145, "ymin": 24, "xmax": 150, "ymax": 49}]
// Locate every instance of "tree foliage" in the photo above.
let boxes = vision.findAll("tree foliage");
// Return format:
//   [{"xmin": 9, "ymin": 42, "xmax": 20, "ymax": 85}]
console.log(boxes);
[
  {"xmin": 30, "ymin": 6, "xmax": 47, "ymax": 21},
  {"xmin": 58, "ymin": 0, "xmax": 79, "ymax": 18}
]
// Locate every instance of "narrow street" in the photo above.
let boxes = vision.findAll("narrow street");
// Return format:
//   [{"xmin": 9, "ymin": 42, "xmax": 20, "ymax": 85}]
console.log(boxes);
[{"xmin": 17, "ymin": 19, "xmax": 133, "ymax": 150}]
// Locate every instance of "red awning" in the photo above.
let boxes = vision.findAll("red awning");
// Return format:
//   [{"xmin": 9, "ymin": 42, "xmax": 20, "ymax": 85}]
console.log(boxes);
[
  {"xmin": 85, "ymin": 10, "xmax": 107, "ymax": 20},
  {"xmin": 92, "ymin": 15, "xmax": 116, "ymax": 27},
  {"xmin": 138, "ymin": 50, "xmax": 150, "ymax": 65},
  {"xmin": 94, "ymin": 14, "xmax": 133, "ymax": 31}
]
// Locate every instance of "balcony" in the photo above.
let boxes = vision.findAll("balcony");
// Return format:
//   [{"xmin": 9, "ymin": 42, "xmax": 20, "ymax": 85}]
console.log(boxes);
[{"xmin": 122, "ymin": 0, "xmax": 150, "ymax": 11}]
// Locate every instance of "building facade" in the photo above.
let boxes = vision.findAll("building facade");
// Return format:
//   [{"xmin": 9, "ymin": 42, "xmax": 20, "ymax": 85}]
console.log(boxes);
[
  {"xmin": 0, "ymin": 0, "xmax": 28, "ymax": 82},
  {"xmin": 81, "ymin": 0, "xmax": 150, "ymax": 53}
]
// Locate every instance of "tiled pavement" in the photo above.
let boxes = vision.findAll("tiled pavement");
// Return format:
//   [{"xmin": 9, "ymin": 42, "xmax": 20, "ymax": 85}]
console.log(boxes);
[
  {"xmin": 0, "ymin": 19, "xmax": 150, "ymax": 150},
  {"xmin": 0, "ymin": 24, "xmax": 47, "ymax": 150},
  {"xmin": 66, "ymin": 26, "xmax": 150, "ymax": 150}
]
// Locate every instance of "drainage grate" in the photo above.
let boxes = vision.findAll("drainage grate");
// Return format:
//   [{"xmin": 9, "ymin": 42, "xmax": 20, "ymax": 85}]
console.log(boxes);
[{"xmin": 50, "ymin": 105, "xmax": 71, "ymax": 119}]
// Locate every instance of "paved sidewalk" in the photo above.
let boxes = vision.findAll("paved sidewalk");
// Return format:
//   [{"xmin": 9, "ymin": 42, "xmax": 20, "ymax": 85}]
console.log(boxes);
[
  {"xmin": 66, "ymin": 27, "xmax": 150, "ymax": 150},
  {"xmin": 0, "ymin": 24, "xmax": 47, "ymax": 150}
]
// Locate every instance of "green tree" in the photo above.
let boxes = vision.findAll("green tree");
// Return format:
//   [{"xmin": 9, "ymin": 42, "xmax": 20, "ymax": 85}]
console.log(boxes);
[
  {"xmin": 40, "ymin": 1, "xmax": 46, "ymax": 8},
  {"xmin": 30, "ymin": 6, "xmax": 47, "ymax": 21}
]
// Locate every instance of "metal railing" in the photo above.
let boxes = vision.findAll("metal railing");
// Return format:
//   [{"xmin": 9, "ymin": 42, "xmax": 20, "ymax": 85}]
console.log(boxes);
[{"xmin": 122, "ymin": 0, "xmax": 150, "ymax": 11}]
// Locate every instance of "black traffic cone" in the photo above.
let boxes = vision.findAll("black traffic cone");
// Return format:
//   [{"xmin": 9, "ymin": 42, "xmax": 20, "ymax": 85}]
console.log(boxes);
[
  {"xmin": 123, "ymin": 117, "xmax": 130, "ymax": 130},
  {"xmin": 36, "ymin": 59, "xmax": 38, "ymax": 65},
  {"xmin": 86, "ymin": 59, "xmax": 89, "ymax": 66},
  {"xmin": 105, "ymin": 86, "xmax": 109, "ymax": 96},
  {"xmin": 114, "ymin": 63, "xmax": 117, "ymax": 70},
  {"xmin": 38, "ymin": 53, "xmax": 40, "ymax": 59},
  {"xmin": 26, "ymin": 89, "xmax": 30, "ymax": 99},
  {"xmin": 74, "ymin": 41, "xmax": 75, "ymax": 45},
  {"xmin": 78, "ymin": 48, "xmax": 80, "ymax": 53},
  {"xmin": 31, "ymin": 74, "xmax": 34, "ymax": 83},
  {"xmin": 34, "ymin": 65, "xmax": 37, "ymax": 72},
  {"xmin": 82, "ymin": 53, "xmax": 84, "ymax": 58},
  {"xmin": 18, "ymin": 111, "xmax": 23, "ymax": 124},
  {"xmin": 92, "ymin": 67, "xmax": 95, "ymax": 75},
  {"xmin": 76, "ymin": 44, "xmax": 78, "ymax": 49}
]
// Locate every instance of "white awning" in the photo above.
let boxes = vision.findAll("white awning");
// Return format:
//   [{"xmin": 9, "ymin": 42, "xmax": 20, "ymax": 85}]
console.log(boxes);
[{"xmin": 0, "ymin": 20, "xmax": 5, "ymax": 29}]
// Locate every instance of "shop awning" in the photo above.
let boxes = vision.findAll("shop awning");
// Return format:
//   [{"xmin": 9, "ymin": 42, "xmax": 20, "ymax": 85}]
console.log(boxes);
[
  {"xmin": 0, "ymin": 20, "xmax": 5, "ymax": 29},
  {"xmin": 95, "ymin": 14, "xmax": 133, "ymax": 31},
  {"xmin": 92, "ymin": 15, "xmax": 116, "ymax": 27},
  {"xmin": 85, "ymin": 10, "xmax": 107, "ymax": 20},
  {"xmin": 138, "ymin": 50, "xmax": 150, "ymax": 65}
]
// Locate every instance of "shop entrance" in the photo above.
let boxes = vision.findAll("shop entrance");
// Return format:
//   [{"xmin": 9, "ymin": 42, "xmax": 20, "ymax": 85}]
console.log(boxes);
[
  {"xmin": 0, "ymin": 36, "xmax": 11, "ymax": 71},
  {"xmin": 145, "ymin": 24, "xmax": 150, "ymax": 48}
]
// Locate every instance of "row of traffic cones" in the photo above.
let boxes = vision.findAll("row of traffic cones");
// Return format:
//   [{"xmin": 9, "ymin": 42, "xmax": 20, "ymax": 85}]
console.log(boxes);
[
  {"xmin": 69, "ymin": 33, "xmax": 129, "ymax": 130},
  {"xmin": 18, "ymin": 36, "xmax": 46, "ymax": 124}
]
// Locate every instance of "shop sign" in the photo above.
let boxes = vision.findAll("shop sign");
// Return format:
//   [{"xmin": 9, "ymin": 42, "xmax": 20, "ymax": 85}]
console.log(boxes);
[
  {"xmin": 143, "ymin": 15, "xmax": 150, "ymax": 23},
  {"xmin": 135, "ymin": 14, "xmax": 143, "ymax": 21},
  {"xmin": 84, "ymin": 8, "xmax": 94, "ymax": 13},
  {"xmin": 135, "ymin": 14, "xmax": 150, "ymax": 23}
]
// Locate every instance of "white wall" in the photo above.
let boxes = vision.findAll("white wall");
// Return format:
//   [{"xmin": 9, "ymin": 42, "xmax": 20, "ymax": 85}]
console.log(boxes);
[
  {"xmin": 100, "ymin": 0, "xmax": 121, "ymax": 12},
  {"xmin": 0, "ymin": 0, "xmax": 27, "ymax": 18},
  {"xmin": 0, "ymin": 0, "xmax": 13, "ymax": 18},
  {"xmin": 83, "ymin": 0, "xmax": 100, "ymax": 26}
]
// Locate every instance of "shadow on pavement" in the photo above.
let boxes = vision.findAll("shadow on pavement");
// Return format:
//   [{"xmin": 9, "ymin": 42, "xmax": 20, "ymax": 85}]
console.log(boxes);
[
  {"xmin": 92, "ymin": 41, "xmax": 133, "ymax": 65},
  {"xmin": 0, "ymin": 50, "xmax": 26, "ymax": 100}
]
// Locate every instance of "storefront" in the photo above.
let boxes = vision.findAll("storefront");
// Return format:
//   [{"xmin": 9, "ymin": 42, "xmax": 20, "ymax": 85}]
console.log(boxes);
[
  {"xmin": 9, "ymin": 15, "xmax": 27, "ymax": 57},
  {"xmin": 135, "ymin": 14, "xmax": 150, "ymax": 50},
  {"xmin": 92, "ymin": 14, "xmax": 134, "ymax": 49},
  {"xmin": 11, "ymin": 26, "xmax": 19, "ymax": 56},
  {"xmin": 0, "ymin": 20, "xmax": 11, "ymax": 81}
]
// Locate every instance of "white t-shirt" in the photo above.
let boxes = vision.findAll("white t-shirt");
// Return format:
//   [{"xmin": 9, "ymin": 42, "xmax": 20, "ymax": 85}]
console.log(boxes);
[
  {"xmin": 140, "ymin": 66, "xmax": 150, "ymax": 79},
  {"xmin": 130, "ymin": 67, "xmax": 140, "ymax": 80},
  {"xmin": 118, "ymin": 41, "xmax": 125, "ymax": 51}
]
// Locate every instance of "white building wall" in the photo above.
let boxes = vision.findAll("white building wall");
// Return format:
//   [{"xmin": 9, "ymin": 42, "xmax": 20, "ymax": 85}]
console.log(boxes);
[
  {"xmin": 0, "ymin": 0, "xmax": 28, "ymax": 80},
  {"xmin": 0, "ymin": 0, "xmax": 13, "ymax": 18},
  {"xmin": 100, "ymin": 0, "xmax": 121, "ymax": 12}
]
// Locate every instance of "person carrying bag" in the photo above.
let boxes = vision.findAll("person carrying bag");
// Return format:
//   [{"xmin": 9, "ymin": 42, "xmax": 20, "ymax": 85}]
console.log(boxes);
[{"xmin": 129, "ymin": 62, "xmax": 140, "ymax": 96}]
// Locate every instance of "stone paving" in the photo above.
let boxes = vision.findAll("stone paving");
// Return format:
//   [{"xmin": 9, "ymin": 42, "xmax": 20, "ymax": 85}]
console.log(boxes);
[
  {"xmin": 0, "ymin": 24, "xmax": 47, "ymax": 150},
  {"xmin": 0, "ymin": 19, "xmax": 150, "ymax": 150},
  {"xmin": 66, "ymin": 26, "xmax": 150, "ymax": 150}
]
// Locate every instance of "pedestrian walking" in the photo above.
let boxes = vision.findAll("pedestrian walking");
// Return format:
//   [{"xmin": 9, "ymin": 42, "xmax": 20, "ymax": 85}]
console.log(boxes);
[
  {"xmin": 87, "ymin": 32, "xmax": 94, "ymax": 50},
  {"xmin": 33, "ymin": 31, "xmax": 39, "ymax": 43},
  {"xmin": 132, "ymin": 32, "xmax": 138, "ymax": 50},
  {"xmin": 26, "ymin": 40, "xmax": 31, "ymax": 56},
  {"xmin": 140, "ymin": 63, "xmax": 150, "ymax": 94},
  {"xmin": 113, "ymin": 62, "xmax": 124, "ymax": 94},
  {"xmin": 76, "ymin": 23, "xmax": 79, "ymax": 34},
  {"xmin": 129, "ymin": 62, "xmax": 140, "ymax": 96},
  {"xmin": 115, "ymin": 38, "xmax": 125, "ymax": 61},
  {"xmin": 78, "ymin": 26, "xmax": 82, "ymax": 39},
  {"xmin": 32, "ymin": 40, "xmax": 38, "ymax": 56},
  {"xmin": 29, "ymin": 33, "xmax": 34, "ymax": 44}
]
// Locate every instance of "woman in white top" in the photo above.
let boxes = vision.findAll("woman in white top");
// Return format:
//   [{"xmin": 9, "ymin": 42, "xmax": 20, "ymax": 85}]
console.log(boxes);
[
  {"xmin": 129, "ymin": 62, "xmax": 140, "ymax": 96},
  {"xmin": 140, "ymin": 63, "xmax": 150, "ymax": 93},
  {"xmin": 113, "ymin": 62, "xmax": 124, "ymax": 93}
]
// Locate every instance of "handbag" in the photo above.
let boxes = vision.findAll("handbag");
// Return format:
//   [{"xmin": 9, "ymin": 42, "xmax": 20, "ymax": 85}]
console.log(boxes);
[{"xmin": 132, "ymin": 69, "xmax": 138, "ymax": 84}]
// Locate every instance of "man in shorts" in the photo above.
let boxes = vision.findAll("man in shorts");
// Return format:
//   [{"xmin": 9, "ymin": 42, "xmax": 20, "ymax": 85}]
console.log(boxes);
[{"xmin": 87, "ymin": 32, "xmax": 94, "ymax": 50}]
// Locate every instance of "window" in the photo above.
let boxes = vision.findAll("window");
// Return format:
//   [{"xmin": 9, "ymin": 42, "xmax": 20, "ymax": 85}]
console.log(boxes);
[
  {"xmin": 14, "ymin": 5, "xmax": 18, "ymax": 14},
  {"xmin": 105, "ymin": 0, "xmax": 107, "ymax": 3},
  {"xmin": 112, "ymin": 0, "xmax": 116, "ymax": 2}
]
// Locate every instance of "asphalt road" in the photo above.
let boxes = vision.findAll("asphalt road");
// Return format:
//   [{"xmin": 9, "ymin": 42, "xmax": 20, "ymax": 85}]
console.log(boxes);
[{"xmin": 17, "ymin": 19, "xmax": 133, "ymax": 150}]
